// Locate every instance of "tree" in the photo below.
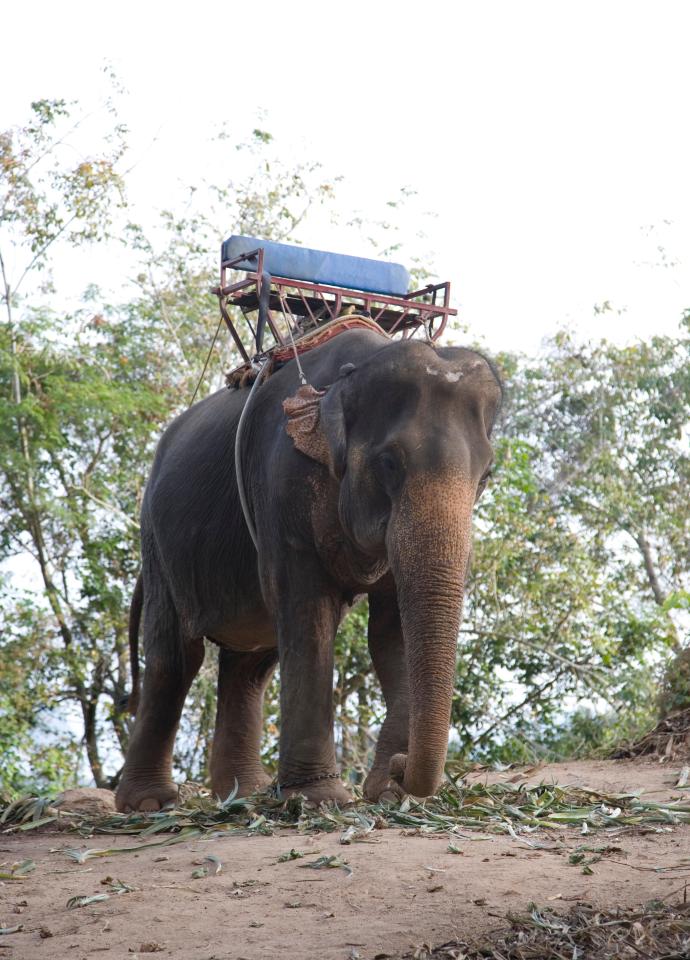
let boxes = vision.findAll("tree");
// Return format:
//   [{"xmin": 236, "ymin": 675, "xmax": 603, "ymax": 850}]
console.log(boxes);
[
  {"xmin": 0, "ymin": 113, "xmax": 347, "ymax": 792},
  {"xmin": 4, "ymin": 89, "xmax": 687, "ymax": 797},
  {"xmin": 452, "ymin": 318, "xmax": 690, "ymax": 760},
  {"xmin": 0, "ymin": 94, "xmax": 132, "ymax": 789},
  {"xmin": 511, "ymin": 318, "xmax": 690, "ymax": 715}
]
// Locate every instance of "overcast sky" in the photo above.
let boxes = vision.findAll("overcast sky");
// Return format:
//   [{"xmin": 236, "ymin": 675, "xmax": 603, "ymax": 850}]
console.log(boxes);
[{"xmin": 2, "ymin": 0, "xmax": 689, "ymax": 353}]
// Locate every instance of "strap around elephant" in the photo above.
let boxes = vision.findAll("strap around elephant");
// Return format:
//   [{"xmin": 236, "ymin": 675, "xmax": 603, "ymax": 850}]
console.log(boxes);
[
  {"xmin": 278, "ymin": 771, "xmax": 342, "ymax": 790},
  {"xmin": 234, "ymin": 359, "xmax": 271, "ymax": 548}
]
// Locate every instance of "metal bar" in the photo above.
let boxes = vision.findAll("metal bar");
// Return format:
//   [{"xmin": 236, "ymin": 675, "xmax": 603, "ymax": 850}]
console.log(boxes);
[
  {"xmin": 260, "ymin": 267, "xmax": 286, "ymax": 347},
  {"xmin": 404, "ymin": 283, "xmax": 436, "ymax": 300},
  {"xmin": 266, "ymin": 308, "xmax": 286, "ymax": 346},
  {"xmin": 255, "ymin": 251, "xmax": 270, "ymax": 353},
  {"xmin": 217, "ymin": 277, "xmax": 257, "ymax": 296},
  {"xmin": 266, "ymin": 275, "xmax": 457, "ymax": 315},
  {"xmin": 372, "ymin": 303, "xmax": 388, "ymax": 324},
  {"xmin": 241, "ymin": 307, "xmax": 257, "ymax": 340},
  {"xmin": 405, "ymin": 282, "xmax": 449, "ymax": 299},
  {"xmin": 217, "ymin": 252, "xmax": 455, "ymax": 355},
  {"xmin": 220, "ymin": 251, "xmax": 456, "ymax": 316},
  {"xmin": 232, "ymin": 291, "xmax": 450, "ymax": 332},
  {"xmin": 295, "ymin": 284, "xmax": 317, "ymax": 324},
  {"xmin": 316, "ymin": 288, "xmax": 336, "ymax": 321},
  {"xmin": 235, "ymin": 278, "xmax": 456, "ymax": 324},
  {"xmin": 220, "ymin": 246, "xmax": 264, "ymax": 295},
  {"xmin": 218, "ymin": 295, "xmax": 250, "ymax": 362},
  {"xmin": 387, "ymin": 306, "xmax": 411, "ymax": 336},
  {"xmin": 221, "ymin": 247, "xmax": 264, "ymax": 271},
  {"xmin": 278, "ymin": 290, "xmax": 300, "ymax": 343},
  {"xmin": 434, "ymin": 312, "xmax": 448, "ymax": 340}
]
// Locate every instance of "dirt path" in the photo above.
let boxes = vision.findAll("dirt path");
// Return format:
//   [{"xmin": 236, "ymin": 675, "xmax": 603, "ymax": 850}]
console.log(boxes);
[
  {"xmin": 467, "ymin": 755, "xmax": 689, "ymax": 799},
  {"xmin": 1, "ymin": 758, "xmax": 689, "ymax": 960}
]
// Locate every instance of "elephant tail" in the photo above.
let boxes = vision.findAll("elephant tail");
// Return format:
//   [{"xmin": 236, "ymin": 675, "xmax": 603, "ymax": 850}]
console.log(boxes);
[{"xmin": 127, "ymin": 573, "xmax": 144, "ymax": 716}]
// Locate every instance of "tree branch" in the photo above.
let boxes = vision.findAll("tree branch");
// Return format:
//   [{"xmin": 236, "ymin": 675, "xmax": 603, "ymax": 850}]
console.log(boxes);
[
  {"xmin": 70, "ymin": 484, "xmax": 139, "ymax": 530},
  {"xmin": 12, "ymin": 212, "xmax": 78, "ymax": 298},
  {"xmin": 635, "ymin": 532, "xmax": 667, "ymax": 607},
  {"xmin": 459, "ymin": 628, "xmax": 605, "ymax": 678},
  {"xmin": 474, "ymin": 670, "xmax": 568, "ymax": 746}
]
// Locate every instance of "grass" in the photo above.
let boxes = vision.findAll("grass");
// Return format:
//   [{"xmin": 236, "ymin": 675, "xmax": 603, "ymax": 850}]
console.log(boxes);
[{"xmin": 2, "ymin": 775, "xmax": 690, "ymax": 846}]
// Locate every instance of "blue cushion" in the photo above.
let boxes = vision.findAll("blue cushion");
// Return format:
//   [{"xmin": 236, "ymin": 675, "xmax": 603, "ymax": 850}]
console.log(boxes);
[{"xmin": 222, "ymin": 235, "xmax": 410, "ymax": 297}]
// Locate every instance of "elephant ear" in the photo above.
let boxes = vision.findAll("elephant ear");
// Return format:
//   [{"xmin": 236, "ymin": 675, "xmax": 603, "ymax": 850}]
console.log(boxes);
[{"xmin": 283, "ymin": 383, "xmax": 347, "ymax": 479}]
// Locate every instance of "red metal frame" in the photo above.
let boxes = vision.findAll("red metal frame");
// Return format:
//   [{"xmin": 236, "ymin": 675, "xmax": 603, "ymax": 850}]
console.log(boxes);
[{"xmin": 212, "ymin": 247, "xmax": 457, "ymax": 366}]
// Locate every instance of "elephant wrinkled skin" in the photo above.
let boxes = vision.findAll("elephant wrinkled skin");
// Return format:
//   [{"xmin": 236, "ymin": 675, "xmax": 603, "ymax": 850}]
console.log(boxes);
[{"xmin": 115, "ymin": 329, "xmax": 502, "ymax": 812}]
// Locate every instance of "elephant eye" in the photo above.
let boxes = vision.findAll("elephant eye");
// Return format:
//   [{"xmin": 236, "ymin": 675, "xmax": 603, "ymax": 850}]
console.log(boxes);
[
  {"xmin": 373, "ymin": 449, "xmax": 405, "ymax": 494},
  {"xmin": 379, "ymin": 452, "xmax": 398, "ymax": 475}
]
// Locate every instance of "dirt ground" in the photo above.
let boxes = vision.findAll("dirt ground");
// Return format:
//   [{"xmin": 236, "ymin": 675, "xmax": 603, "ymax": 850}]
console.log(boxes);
[{"xmin": 1, "ymin": 758, "xmax": 689, "ymax": 960}]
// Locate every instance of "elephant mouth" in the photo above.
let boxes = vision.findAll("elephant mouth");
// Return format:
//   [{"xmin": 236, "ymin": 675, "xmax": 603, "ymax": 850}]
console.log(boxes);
[
  {"xmin": 320, "ymin": 523, "xmax": 389, "ymax": 587},
  {"xmin": 354, "ymin": 518, "xmax": 390, "ymax": 563},
  {"xmin": 338, "ymin": 486, "xmax": 390, "ymax": 560}
]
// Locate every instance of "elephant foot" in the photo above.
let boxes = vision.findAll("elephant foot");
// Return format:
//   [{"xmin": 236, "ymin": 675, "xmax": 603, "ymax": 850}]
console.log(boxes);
[
  {"xmin": 281, "ymin": 776, "xmax": 353, "ymax": 806},
  {"xmin": 212, "ymin": 769, "xmax": 273, "ymax": 802},
  {"xmin": 363, "ymin": 768, "xmax": 406, "ymax": 804},
  {"xmin": 115, "ymin": 777, "xmax": 179, "ymax": 813}
]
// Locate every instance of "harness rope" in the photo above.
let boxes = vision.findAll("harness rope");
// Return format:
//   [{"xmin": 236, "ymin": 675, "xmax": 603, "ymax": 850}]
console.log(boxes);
[
  {"xmin": 188, "ymin": 313, "xmax": 224, "ymax": 408},
  {"xmin": 234, "ymin": 359, "xmax": 271, "ymax": 548}
]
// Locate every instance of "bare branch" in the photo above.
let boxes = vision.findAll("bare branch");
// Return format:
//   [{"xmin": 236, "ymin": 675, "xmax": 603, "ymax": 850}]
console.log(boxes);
[
  {"xmin": 635, "ymin": 532, "xmax": 667, "ymax": 607},
  {"xmin": 459, "ymin": 628, "xmax": 605, "ymax": 678},
  {"xmin": 12, "ymin": 212, "xmax": 78, "ymax": 298},
  {"xmin": 70, "ymin": 484, "xmax": 139, "ymax": 530}
]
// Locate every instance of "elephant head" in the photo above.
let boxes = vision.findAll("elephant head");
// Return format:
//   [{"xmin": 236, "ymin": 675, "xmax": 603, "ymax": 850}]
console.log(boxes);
[{"xmin": 284, "ymin": 339, "xmax": 502, "ymax": 798}]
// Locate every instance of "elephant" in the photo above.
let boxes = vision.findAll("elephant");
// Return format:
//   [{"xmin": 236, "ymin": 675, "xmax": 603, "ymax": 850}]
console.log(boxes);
[{"xmin": 115, "ymin": 327, "xmax": 502, "ymax": 812}]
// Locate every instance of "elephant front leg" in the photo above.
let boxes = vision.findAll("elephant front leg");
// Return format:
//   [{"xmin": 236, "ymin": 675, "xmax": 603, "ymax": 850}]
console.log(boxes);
[
  {"xmin": 274, "ymin": 566, "xmax": 352, "ymax": 805},
  {"xmin": 363, "ymin": 584, "xmax": 410, "ymax": 802},
  {"xmin": 210, "ymin": 648, "xmax": 278, "ymax": 800}
]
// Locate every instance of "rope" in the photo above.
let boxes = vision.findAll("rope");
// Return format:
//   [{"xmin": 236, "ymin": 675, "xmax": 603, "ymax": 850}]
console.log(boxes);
[
  {"xmin": 234, "ymin": 359, "xmax": 270, "ymax": 549},
  {"xmin": 276, "ymin": 289, "xmax": 308, "ymax": 386},
  {"xmin": 188, "ymin": 313, "xmax": 224, "ymax": 408},
  {"xmin": 285, "ymin": 317, "xmax": 308, "ymax": 386}
]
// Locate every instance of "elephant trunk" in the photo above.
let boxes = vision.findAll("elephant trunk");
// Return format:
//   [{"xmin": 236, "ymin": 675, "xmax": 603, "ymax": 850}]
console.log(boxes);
[{"xmin": 388, "ymin": 475, "xmax": 474, "ymax": 798}]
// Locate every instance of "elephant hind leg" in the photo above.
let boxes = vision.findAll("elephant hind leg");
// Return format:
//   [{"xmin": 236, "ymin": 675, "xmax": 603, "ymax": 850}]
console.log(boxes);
[
  {"xmin": 116, "ymin": 577, "xmax": 204, "ymax": 813},
  {"xmin": 210, "ymin": 647, "xmax": 279, "ymax": 800}
]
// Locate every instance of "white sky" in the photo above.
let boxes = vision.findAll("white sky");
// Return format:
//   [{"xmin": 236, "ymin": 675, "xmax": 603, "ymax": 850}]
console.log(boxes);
[{"xmin": 2, "ymin": 0, "xmax": 690, "ymax": 353}]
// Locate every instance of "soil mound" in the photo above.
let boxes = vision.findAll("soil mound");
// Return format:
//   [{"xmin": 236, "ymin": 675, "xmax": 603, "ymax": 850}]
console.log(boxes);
[
  {"xmin": 410, "ymin": 900, "xmax": 690, "ymax": 960},
  {"xmin": 610, "ymin": 707, "xmax": 690, "ymax": 761}
]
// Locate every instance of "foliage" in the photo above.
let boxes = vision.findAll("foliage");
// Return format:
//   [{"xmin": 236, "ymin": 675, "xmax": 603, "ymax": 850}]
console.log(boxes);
[
  {"xmin": 4, "ymin": 775, "xmax": 690, "ymax": 838},
  {"xmin": 0, "ymin": 305, "xmax": 167, "ymax": 788},
  {"xmin": 1, "ymin": 89, "xmax": 689, "ymax": 796},
  {"xmin": 0, "ymin": 99, "xmax": 342, "ymax": 791},
  {"xmin": 450, "ymin": 322, "xmax": 689, "ymax": 758},
  {"xmin": 0, "ymin": 92, "xmax": 134, "ymax": 792},
  {"xmin": 0, "ymin": 96, "xmax": 126, "ymax": 282},
  {"xmin": 0, "ymin": 581, "xmax": 82, "ymax": 793},
  {"xmin": 334, "ymin": 601, "xmax": 377, "ymax": 774},
  {"xmin": 0, "ymin": 92, "xmax": 424, "ymax": 794}
]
